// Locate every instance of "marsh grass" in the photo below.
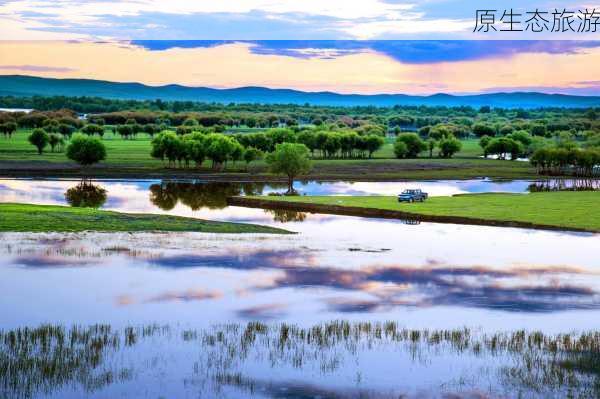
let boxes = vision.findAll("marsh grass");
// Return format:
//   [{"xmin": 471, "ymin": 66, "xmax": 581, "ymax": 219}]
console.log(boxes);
[{"xmin": 2, "ymin": 322, "xmax": 600, "ymax": 398}]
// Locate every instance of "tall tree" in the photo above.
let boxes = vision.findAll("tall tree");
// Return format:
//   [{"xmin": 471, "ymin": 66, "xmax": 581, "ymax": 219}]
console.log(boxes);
[{"xmin": 266, "ymin": 143, "xmax": 312, "ymax": 194}]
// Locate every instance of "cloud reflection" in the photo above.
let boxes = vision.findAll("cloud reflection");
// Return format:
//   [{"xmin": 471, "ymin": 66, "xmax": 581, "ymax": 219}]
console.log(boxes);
[{"xmin": 147, "ymin": 248, "xmax": 600, "ymax": 314}]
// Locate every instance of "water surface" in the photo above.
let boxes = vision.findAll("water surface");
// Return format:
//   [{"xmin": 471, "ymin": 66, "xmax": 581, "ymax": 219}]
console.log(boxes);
[{"xmin": 1, "ymin": 178, "xmax": 599, "ymax": 398}]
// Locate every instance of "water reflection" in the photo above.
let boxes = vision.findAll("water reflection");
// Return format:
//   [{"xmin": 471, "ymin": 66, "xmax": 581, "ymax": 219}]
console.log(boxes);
[
  {"xmin": 148, "ymin": 181, "xmax": 284, "ymax": 211},
  {"xmin": 265, "ymin": 209, "xmax": 308, "ymax": 223},
  {"xmin": 64, "ymin": 181, "xmax": 107, "ymax": 208},
  {"xmin": 529, "ymin": 178, "xmax": 600, "ymax": 192},
  {"xmin": 3, "ymin": 232, "xmax": 600, "ymax": 321},
  {"xmin": 1, "ymin": 178, "xmax": 599, "ymax": 226},
  {"xmin": 2, "ymin": 321, "xmax": 599, "ymax": 399}
]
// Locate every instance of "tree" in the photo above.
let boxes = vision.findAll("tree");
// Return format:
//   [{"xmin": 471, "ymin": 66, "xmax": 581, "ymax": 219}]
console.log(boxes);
[
  {"xmin": 229, "ymin": 140, "xmax": 244, "ymax": 166},
  {"xmin": 267, "ymin": 128, "xmax": 296, "ymax": 146},
  {"xmin": 323, "ymin": 133, "xmax": 342, "ymax": 158},
  {"xmin": 266, "ymin": 143, "xmax": 312, "ymax": 194},
  {"xmin": 116, "ymin": 124, "xmax": 134, "ymax": 139},
  {"xmin": 507, "ymin": 130, "xmax": 533, "ymax": 149},
  {"xmin": 183, "ymin": 132, "xmax": 207, "ymax": 168},
  {"xmin": 151, "ymin": 132, "xmax": 183, "ymax": 167},
  {"xmin": 297, "ymin": 130, "xmax": 317, "ymax": 156},
  {"xmin": 58, "ymin": 123, "xmax": 75, "ymax": 137},
  {"xmin": 48, "ymin": 133, "xmax": 65, "ymax": 152},
  {"xmin": 428, "ymin": 124, "xmax": 452, "ymax": 141},
  {"xmin": 0, "ymin": 122, "xmax": 17, "ymax": 138},
  {"xmin": 66, "ymin": 133, "xmax": 107, "ymax": 167},
  {"xmin": 472, "ymin": 123, "xmax": 496, "ymax": 138},
  {"xmin": 485, "ymin": 137, "xmax": 523, "ymax": 160},
  {"xmin": 243, "ymin": 147, "xmax": 263, "ymax": 170},
  {"xmin": 364, "ymin": 134, "xmax": 384, "ymax": 158},
  {"xmin": 205, "ymin": 133, "xmax": 238, "ymax": 170},
  {"xmin": 395, "ymin": 133, "xmax": 426, "ymax": 158},
  {"xmin": 81, "ymin": 123, "xmax": 104, "ymax": 137},
  {"xmin": 530, "ymin": 124, "xmax": 548, "ymax": 137},
  {"xmin": 438, "ymin": 137, "xmax": 462, "ymax": 158},
  {"xmin": 393, "ymin": 140, "xmax": 408, "ymax": 158},
  {"xmin": 339, "ymin": 131, "xmax": 358, "ymax": 158},
  {"xmin": 426, "ymin": 138, "xmax": 436, "ymax": 158},
  {"xmin": 28, "ymin": 128, "xmax": 49, "ymax": 154},
  {"xmin": 479, "ymin": 135, "xmax": 492, "ymax": 158},
  {"xmin": 183, "ymin": 117, "xmax": 199, "ymax": 126}
]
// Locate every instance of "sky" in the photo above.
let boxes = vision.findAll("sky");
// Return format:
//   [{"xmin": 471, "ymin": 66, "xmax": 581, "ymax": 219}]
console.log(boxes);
[{"xmin": 1, "ymin": 0, "xmax": 600, "ymax": 95}]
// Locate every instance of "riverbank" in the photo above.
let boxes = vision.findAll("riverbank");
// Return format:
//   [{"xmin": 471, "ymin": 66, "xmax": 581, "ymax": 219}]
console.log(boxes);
[
  {"xmin": 0, "ymin": 203, "xmax": 289, "ymax": 234},
  {"xmin": 0, "ymin": 158, "xmax": 538, "ymax": 181},
  {"xmin": 229, "ymin": 192, "xmax": 600, "ymax": 233}
]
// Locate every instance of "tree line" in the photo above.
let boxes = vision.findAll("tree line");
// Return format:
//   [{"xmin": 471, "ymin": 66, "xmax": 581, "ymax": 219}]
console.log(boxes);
[{"xmin": 531, "ymin": 147, "xmax": 600, "ymax": 177}]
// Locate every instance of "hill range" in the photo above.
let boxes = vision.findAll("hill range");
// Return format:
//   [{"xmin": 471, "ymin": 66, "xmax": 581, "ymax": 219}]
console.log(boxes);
[{"xmin": 1, "ymin": 75, "xmax": 599, "ymax": 109}]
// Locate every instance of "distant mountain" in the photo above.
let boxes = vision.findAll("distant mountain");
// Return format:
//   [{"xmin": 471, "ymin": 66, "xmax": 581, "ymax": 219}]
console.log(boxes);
[{"xmin": 1, "ymin": 75, "xmax": 600, "ymax": 109}]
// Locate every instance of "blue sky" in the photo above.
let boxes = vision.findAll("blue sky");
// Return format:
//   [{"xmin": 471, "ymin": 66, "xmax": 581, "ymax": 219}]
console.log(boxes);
[{"xmin": 1, "ymin": 0, "xmax": 599, "ymax": 40}]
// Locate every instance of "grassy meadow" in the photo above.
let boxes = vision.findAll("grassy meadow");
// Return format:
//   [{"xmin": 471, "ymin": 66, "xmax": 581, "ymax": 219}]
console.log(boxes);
[
  {"xmin": 247, "ymin": 191, "xmax": 600, "ymax": 232},
  {"xmin": 0, "ymin": 203, "xmax": 289, "ymax": 234}
]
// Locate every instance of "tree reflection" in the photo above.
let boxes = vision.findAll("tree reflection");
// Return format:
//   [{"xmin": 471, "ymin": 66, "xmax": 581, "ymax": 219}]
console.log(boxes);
[
  {"xmin": 64, "ymin": 181, "xmax": 107, "ymax": 208},
  {"xmin": 265, "ymin": 209, "xmax": 308, "ymax": 223},
  {"xmin": 148, "ymin": 181, "xmax": 287, "ymax": 211}
]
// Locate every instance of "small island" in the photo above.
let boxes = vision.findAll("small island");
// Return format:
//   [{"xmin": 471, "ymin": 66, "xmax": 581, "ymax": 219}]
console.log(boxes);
[
  {"xmin": 0, "ymin": 203, "xmax": 289, "ymax": 234},
  {"xmin": 229, "ymin": 191, "xmax": 600, "ymax": 233}
]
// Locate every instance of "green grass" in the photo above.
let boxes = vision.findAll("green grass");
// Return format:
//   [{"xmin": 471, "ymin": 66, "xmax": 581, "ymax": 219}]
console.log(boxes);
[
  {"xmin": 249, "ymin": 191, "xmax": 600, "ymax": 232},
  {"xmin": 0, "ymin": 203, "xmax": 289, "ymax": 234},
  {"xmin": 0, "ymin": 129, "xmax": 536, "ymax": 180},
  {"xmin": 372, "ymin": 138, "xmax": 482, "ymax": 159}
]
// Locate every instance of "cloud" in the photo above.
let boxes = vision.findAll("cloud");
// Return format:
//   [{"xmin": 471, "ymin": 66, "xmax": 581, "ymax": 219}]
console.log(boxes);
[
  {"xmin": 5, "ymin": 0, "xmax": 598, "ymax": 39},
  {"xmin": 0, "ymin": 64, "xmax": 76, "ymax": 72},
  {"xmin": 130, "ymin": 40, "xmax": 600, "ymax": 64}
]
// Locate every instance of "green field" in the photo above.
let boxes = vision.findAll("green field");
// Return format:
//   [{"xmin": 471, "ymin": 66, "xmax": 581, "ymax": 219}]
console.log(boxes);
[
  {"xmin": 0, "ymin": 203, "xmax": 288, "ymax": 234},
  {"xmin": 245, "ymin": 192, "xmax": 600, "ymax": 232},
  {"xmin": 0, "ymin": 129, "xmax": 536, "ymax": 180}
]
